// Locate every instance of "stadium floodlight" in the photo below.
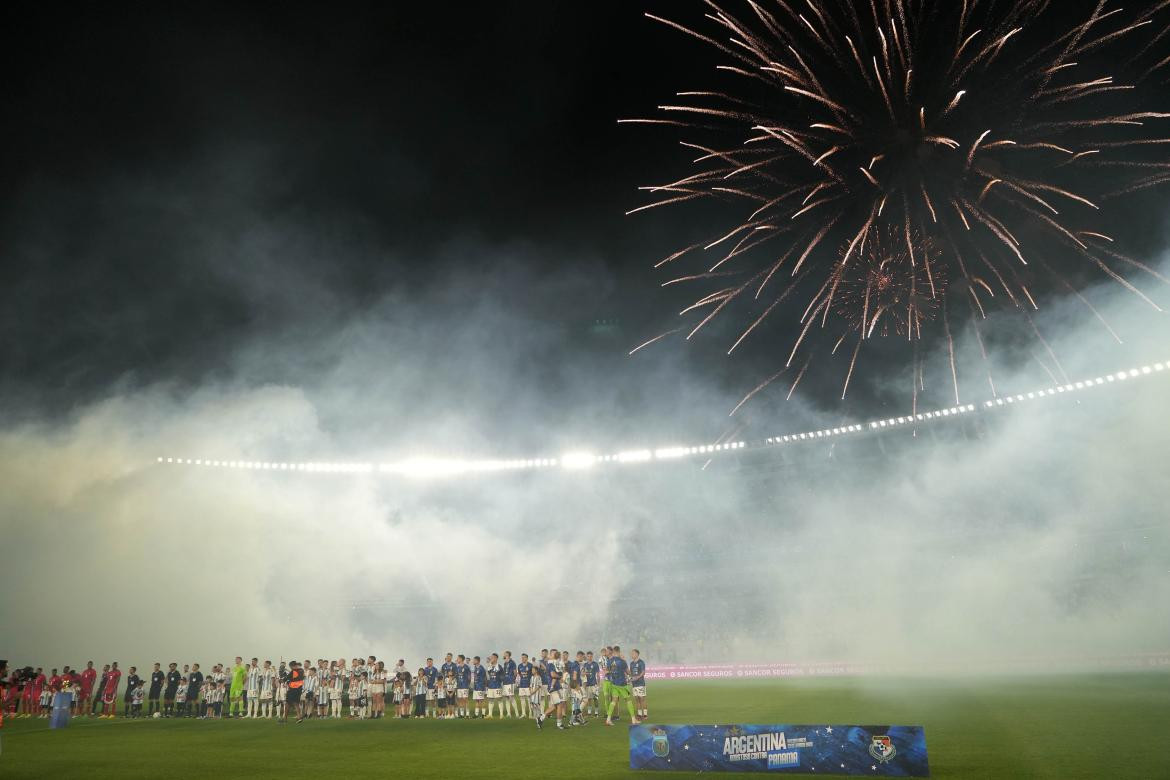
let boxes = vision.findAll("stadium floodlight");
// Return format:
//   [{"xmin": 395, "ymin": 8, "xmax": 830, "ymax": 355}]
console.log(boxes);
[
  {"xmin": 560, "ymin": 452, "xmax": 596, "ymax": 469},
  {"xmin": 155, "ymin": 357, "xmax": 1169, "ymax": 478}
]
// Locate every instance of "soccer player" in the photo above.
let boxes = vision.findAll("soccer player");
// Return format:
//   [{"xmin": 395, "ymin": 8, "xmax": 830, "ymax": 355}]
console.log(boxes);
[
  {"xmin": 262, "ymin": 661, "xmax": 277, "ymax": 718},
  {"xmin": 78, "ymin": 661, "xmax": 96, "ymax": 716},
  {"xmin": 440, "ymin": 653, "xmax": 455, "ymax": 682},
  {"xmin": 164, "ymin": 662, "xmax": 181, "ymax": 717},
  {"xmin": 630, "ymin": 649, "xmax": 648, "ymax": 720},
  {"xmin": 485, "ymin": 654, "xmax": 503, "ymax": 718},
  {"xmin": 604, "ymin": 646, "xmax": 638, "ymax": 726},
  {"xmin": 469, "ymin": 656, "xmax": 486, "ymax": 718},
  {"xmin": 500, "ymin": 651, "xmax": 517, "ymax": 718},
  {"xmin": 536, "ymin": 650, "xmax": 566, "ymax": 730},
  {"xmin": 147, "ymin": 663, "xmax": 164, "ymax": 717},
  {"xmin": 515, "ymin": 653, "xmax": 533, "ymax": 719},
  {"xmin": 187, "ymin": 664, "xmax": 203, "ymax": 718},
  {"xmin": 101, "ymin": 662, "xmax": 120, "ymax": 718},
  {"xmin": 599, "ymin": 647, "xmax": 611, "ymax": 719},
  {"xmin": 302, "ymin": 666, "xmax": 318, "ymax": 719},
  {"xmin": 317, "ymin": 661, "xmax": 332, "ymax": 718},
  {"xmin": 228, "ymin": 657, "xmax": 246, "ymax": 717},
  {"xmin": 583, "ymin": 651, "xmax": 601, "ymax": 717},
  {"xmin": 243, "ymin": 659, "xmax": 260, "ymax": 718},
  {"xmin": 536, "ymin": 649, "xmax": 550, "ymax": 715},
  {"xmin": 455, "ymin": 655, "xmax": 471, "ymax": 718}
]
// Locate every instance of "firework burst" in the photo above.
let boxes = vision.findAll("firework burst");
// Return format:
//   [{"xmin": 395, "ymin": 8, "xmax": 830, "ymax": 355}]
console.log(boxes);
[
  {"xmin": 625, "ymin": 0, "xmax": 1170, "ymax": 409},
  {"xmin": 831, "ymin": 229, "xmax": 945, "ymax": 341}
]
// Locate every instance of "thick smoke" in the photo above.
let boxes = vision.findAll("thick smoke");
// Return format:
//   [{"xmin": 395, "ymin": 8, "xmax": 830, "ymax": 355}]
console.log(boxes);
[{"xmin": 2, "ymin": 150, "xmax": 1168, "ymax": 673}]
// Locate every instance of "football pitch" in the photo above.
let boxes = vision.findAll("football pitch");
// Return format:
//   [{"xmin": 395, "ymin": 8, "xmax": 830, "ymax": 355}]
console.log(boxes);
[{"xmin": 2, "ymin": 673, "xmax": 1167, "ymax": 779}]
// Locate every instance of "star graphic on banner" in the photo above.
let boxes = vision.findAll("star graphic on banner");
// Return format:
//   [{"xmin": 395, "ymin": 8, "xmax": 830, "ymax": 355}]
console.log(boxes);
[
  {"xmin": 825, "ymin": 726, "xmax": 833, "ymax": 734},
  {"xmin": 684, "ymin": 745, "xmax": 689, "ymax": 750},
  {"xmin": 872, "ymin": 765, "xmax": 878, "ymax": 771}
]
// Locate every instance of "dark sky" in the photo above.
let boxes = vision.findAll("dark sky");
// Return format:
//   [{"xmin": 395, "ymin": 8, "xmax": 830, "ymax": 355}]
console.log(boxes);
[
  {"xmin": 2, "ymin": 1, "xmax": 1166, "ymax": 425},
  {"xmin": 1, "ymin": 2, "xmax": 708, "ymax": 407}
]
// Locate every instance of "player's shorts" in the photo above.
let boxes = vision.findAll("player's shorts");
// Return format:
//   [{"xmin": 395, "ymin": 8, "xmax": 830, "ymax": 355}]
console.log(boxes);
[
  {"xmin": 370, "ymin": 684, "xmax": 384, "ymax": 694},
  {"xmin": 632, "ymin": 686, "xmax": 647, "ymax": 697},
  {"xmin": 486, "ymin": 688, "xmax": 501, "ymax": 699},
  {"xmin": 287, "ymin": 689, "xmax": 302, "ymax": 703},
  {"xmin": 609, "ymin": 684, "xmax": 632, "ymax": 699},
  {"xmin": 517, "ymin": 687, "xmax": 530, "ymax": 697},
  {"xmin": 246, "ymin": 688, "xmax": 259, "ymax": 698},
  {"xmin": 425, "ymin": 690, "xmax": 436, "ymax": 701},
  {"xmin": 547, "ymin": 690, "xmax": 563, "ymax": 707},
  {"xmin": 260, "ymin": 690, "xmax": 273, "ymax": 700},
  {"xmin": 456, "ymin": 688, "xmax": 469, "ymax": 699},
  {"xmin": 317, "ymin": 691, "xmax": 331, "ymax": 704},
  {"xmin": 472, "ymin": 690, "xmax": 485, "ymax": 701},
  {"xmin": 502, "ymin": 684, "xmax": 514, "ymax": 696},
  {"xmin": 586, "ymin": 684, "xmax": 600, "ymax": 697}
]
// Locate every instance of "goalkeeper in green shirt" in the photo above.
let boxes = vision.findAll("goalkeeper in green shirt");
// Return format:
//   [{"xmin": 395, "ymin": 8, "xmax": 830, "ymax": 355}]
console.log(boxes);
[{"xmin": 229, "ymin": 657, "xmax": 248, "ymax": 717}]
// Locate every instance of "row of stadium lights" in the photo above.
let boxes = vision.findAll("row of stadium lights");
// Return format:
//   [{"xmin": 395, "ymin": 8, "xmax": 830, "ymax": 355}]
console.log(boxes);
[{"xmin": 156, "ymin": 362, "xmax": 1165, "ymax": 479}]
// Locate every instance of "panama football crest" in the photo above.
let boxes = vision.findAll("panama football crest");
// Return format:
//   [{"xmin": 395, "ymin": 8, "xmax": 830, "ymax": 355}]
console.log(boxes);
[
  {"xmin": 869, "ymin": 735, "xmax": 897, "ymax": 763},
  {"xmin": 652, "ymin": 728, "xmax": 670, "ymax": 758}
]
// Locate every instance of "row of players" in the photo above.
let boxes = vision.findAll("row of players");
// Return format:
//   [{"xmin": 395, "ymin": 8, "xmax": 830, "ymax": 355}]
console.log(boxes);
[{"xmin": 4, "ymin": 646, "xmax": 648, "ymax": 730}]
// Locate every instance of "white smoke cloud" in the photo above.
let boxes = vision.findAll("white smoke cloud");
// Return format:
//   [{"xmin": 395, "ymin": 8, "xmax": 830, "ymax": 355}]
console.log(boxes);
[{"xmin": 2, "ymin": 156, "xmax": 1168, "ymax": 673}]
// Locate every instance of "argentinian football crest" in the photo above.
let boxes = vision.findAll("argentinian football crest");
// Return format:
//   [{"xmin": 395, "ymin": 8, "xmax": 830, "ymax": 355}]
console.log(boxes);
[
  {"xmin": 652, "ymin": 727, "xmax": 670, "ymax": 758},
  {"xmin": 869, "ymin": 735, "xmax": 897, "ymax": 763}
]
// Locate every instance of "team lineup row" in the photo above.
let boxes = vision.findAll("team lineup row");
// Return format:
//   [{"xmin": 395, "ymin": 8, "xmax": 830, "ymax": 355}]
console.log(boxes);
[{"xmin": 4, "ymin": 646, "xmax": 649, "ymax": 731}]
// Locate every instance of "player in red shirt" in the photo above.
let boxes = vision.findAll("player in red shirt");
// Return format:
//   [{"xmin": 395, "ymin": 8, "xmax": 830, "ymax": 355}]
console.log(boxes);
[
  {"xmin": 79, "ymin": 662, "xmax": 97, "ymax": 716},
  {"xmin": 101, "ymin": 663, "xmax": 121, "ymax": 718}
]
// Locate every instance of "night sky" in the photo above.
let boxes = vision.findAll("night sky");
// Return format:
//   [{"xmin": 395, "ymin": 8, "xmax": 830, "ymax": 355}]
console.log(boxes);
[{"xmin": 2, "ymin": 3, "xmax": 696, "ymax": 408}]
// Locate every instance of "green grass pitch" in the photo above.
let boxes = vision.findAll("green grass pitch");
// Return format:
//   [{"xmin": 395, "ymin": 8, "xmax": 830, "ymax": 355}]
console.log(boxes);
[{"xmin": 2, "ymin": 673, "xmax": 1167, "ymax": 779}]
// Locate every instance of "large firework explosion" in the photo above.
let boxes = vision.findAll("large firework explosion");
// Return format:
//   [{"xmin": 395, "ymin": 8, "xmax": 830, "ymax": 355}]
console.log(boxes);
[{"xmin": 626, "ymin": 0, "xmax": 1170, "ymax": 410}]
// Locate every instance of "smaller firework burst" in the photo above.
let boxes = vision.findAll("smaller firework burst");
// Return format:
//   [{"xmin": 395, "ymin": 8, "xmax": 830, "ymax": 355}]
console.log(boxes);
[{"xmin": 831, "ymin": 230, "xmax": 947, "ymax": 341}]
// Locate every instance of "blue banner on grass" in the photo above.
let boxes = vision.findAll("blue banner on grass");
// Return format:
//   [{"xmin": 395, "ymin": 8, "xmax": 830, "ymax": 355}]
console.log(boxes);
[{"xmin": 630, "ymin": 723, "xmax": 929, "ymax": 776}]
